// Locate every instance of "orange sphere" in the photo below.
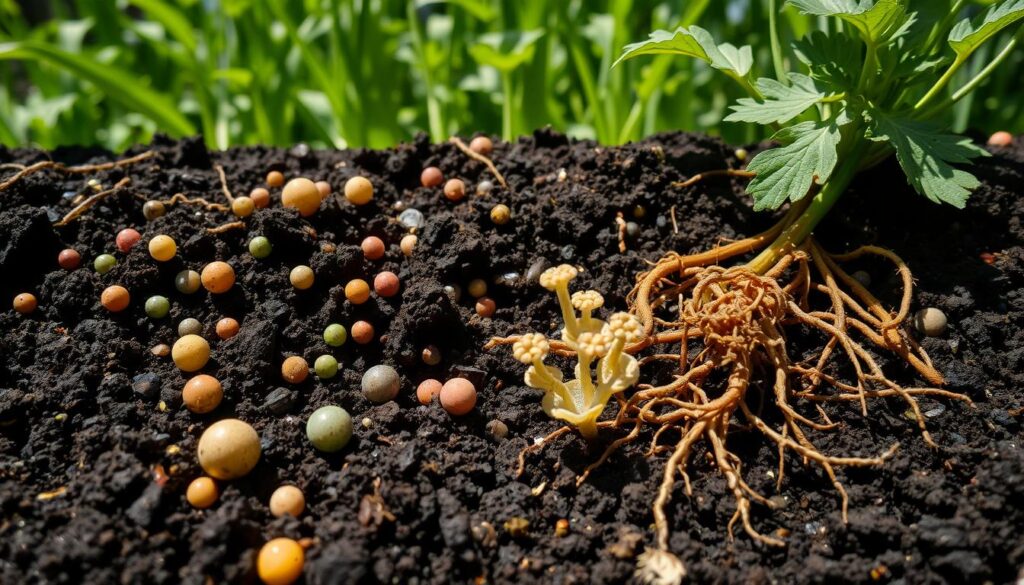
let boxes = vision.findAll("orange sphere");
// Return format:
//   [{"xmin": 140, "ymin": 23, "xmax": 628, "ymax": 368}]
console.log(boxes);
[
  {"xmin": 315, "ymin": 180, "xmax": 332, "ymax": 198},
  {"xmin": 267, "ymin": 170, "xmax": 285, "ymax": 187},
  {"xmin": 269, "ymin": 485, "xmax": 306, "ymax": 517},
  {"xmin": 416, "ymin": 379, "xmax": 442, "ymax": 405},
  {"xmin": 470, "ymin": 136, "xmax": 493, "ymax": 156},
  {"xmin": 186, "ymin": 477, "xmax": 219, "ymax": 509},
  {"xmin": 420, "ymin": 166, "xmax": 443, "ymax": 188},
  {"xmin": 988, "ymin": 131, "xmax": 1013, "ymax": 147},
  {"xmin": 148, "ymin": 234, "xmax": 177, "ymax": 262},
  {"xmin": 344, "ymin": 176, "xmax": 374, "ymax": 205},
  {"xmin": 281, "ymin": 356, "xmax": 309, "ymax": 384},
  {"xmin": 183, "ymin": 374, "xmax": 223, "ymax": 414},
  {"xmin": 444, "ymin": 179, "xmax": 466, "ymax": 202},
  {"xmin": 351, "ymin": 320, "xmax": 375, "ymax": 344},
  {"xmin": 250, "ymin": 187, "xmax": 271, "ymax": 208},
  {"xmin": 440, "ymin": 377, "xmax": 477, "ymax": 415},
  {"xmin": 361, "ymin": 236, "xmax": 385, "ymax": 261},
  {"xmin": 257, "ymin": 538, "xmax": 304, "ymax": 585},
  {"xmin": 172, "ymin": 334, "xmax": 211, "ymax": 372},
  {"xmin": 373, "ymin": 271, "xmax": 400, "ymax": 297},
  {"xmin": 476, "ymin": 297, "xmax": 496, "ymax": 318},
  {"xmin": 281, "ymin": 178, "xmax": 321, "ymax": 217},
  {"xmin": 101, "ymin": 285, "xmax": 130, "ymax": 312},
  {"xmin": 13, "ymin": 293, "xmax": 37, "ymax": 314},
  {"xmin": 201, "ymin": 261, "xmax": 235, "ymax": 294},
  {"xmin": 232, "ymin": 196, "xmax": 255, "ymax": 218},
  {"xmin": 344, "ymin": 279, "xmax": 371, "ymax": 304},
  {"xmin": 216, "ymin": 317, "xmax": 240, "ymax": 339}
]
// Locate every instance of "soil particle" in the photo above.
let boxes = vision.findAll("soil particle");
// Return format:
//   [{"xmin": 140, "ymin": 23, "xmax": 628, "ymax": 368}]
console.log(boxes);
[{"xmin": 1, "ymin": 130, "xmax": 1023, "ymax": 584}]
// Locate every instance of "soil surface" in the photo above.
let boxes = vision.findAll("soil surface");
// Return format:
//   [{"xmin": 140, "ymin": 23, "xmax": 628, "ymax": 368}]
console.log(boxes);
[{"xmin": 0, "ymin": 131, "xmax": 1022, "ymax": 585}]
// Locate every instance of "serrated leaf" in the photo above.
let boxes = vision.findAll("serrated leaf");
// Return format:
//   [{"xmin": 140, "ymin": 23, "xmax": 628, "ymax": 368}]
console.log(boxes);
[
  {"xmin": 614, "ymin": 25, "xmax": 753, "ymax": 78},
  {"xmin": 948, "ymin": 0, "xmax": 1024, "ymax": 60},
  {"xmin": 787, "ymin": 0, "xmax": 908, "ymax": 43},
  {"xmin": 866, "ymin": 112, "xmax": 989, "ymax": 208},
  {"xmin": 792, "ymin": 31, "xmax": 862, "ymax": 88},
  {"xmin": 725, "ymin": 74, "xmax": 833, "ymax": 125},
  {"xmin": 745, "ymin": 120, "xmax": 842, "ymax": 210}
]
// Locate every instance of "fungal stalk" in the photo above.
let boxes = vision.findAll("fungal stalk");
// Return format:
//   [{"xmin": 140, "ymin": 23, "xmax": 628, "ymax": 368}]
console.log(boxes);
[{"xmin": 511, "ymin": 265, "xmax": 641, "ymax": 439}]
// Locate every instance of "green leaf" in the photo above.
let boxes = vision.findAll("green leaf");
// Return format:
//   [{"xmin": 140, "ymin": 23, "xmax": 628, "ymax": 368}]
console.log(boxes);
[
  {"xmin": 0, "ymin": 40, "xmax": 195, "ymax": 137},
  {"xmin": 787, "ymin": 0, "xmax": 908, "ymax": 43},
  {"xmin": 792, "ymin": 31, "xmax": 863, "ymax": 88},
  {"xmin": 745, "ymin": 120, "xmax": 842, "ymax": 210},
  {"xmin": 725, "ymin": 73, "xmax": 834, "ymax": 125},
  {"xmin": 866, "ymin": 112, "xmax": 989, "ymax": 208},
  {"xmin": 948, "ymin": 0, "xmax": 1024, "ymax": 60},
  {"xmin": 468, "ymin": 30, "xmax": 545, "ymax": 72},
  {"xmin": 128, "ymin": 0, "xmax": 197, "ymax": 52},
  {"xmin": 614, "ymin": 25, "xmax": 753, "ymax": 78}
]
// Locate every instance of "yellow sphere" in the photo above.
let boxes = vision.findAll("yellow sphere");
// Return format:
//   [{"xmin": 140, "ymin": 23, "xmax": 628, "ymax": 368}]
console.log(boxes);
[
  {"xmin": 344, "ymin": 176, "xmax": 373, "ymax": 205},
  {"xmin": 197, "ymin": 419, "xmax": 261, "ymax": 480},
  {"xmin": 289, "ymin": 265, "xmax": 315, "ymax": 290},
  {"xmin": 257, "ymin": 538, "xmax": 304, "ymax": 585},
  {"xmin": 281, "ymin": 178, "xmax": 321, "ymax": 217},
  {"xmin": 149, "ymin": 235, "xmax": 177, "ymax": 262},
  {"xmin": 172, "ymin": 334, "xmax": 210, "ymax": 372},
  {"xmin": 232, "ymin": 196, "xmax": 255, "ymax": 218}
]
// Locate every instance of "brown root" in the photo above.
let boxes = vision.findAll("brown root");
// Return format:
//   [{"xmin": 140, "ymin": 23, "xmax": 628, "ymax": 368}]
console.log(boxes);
[
  {"xmin": 449, "ymin": 136, "xmax": 507, "ymax": 188},
  {"xmin": 0, "ymin": 151, "xmax": 157, "ymax": 192},
  {"xmin": 53, "ymin": 178, "xmax": 132, "ymax": 226}
]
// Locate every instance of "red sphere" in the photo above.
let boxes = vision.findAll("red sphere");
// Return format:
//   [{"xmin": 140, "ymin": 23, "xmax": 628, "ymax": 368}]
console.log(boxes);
[
  {"xmin": 420, "ymin": 167, "xmax": 444, "ymax": 188},
  {"xmin": 361, "ymin": 236, "xmax": 386, "ymax": 261},
  {"xmin": 351, "ymin": 320, "xmax": 375, "ymax": 344},
  {"xmin": 116, "ymin": 228, "xmax": 142, "ymax": 253},
  {"xmin": 373, "ymin": 271, "xmax": 401, "ymax": 297},
  {"xmin": 57, "ymin": 248, "xmax": 82, "ymax": 270}
]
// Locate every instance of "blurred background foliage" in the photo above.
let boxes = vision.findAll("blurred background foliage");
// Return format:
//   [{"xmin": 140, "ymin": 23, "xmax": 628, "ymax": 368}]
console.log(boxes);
[{"xmin": 0, "ymin": 0, "xmax": 1020, "ymax": 152}]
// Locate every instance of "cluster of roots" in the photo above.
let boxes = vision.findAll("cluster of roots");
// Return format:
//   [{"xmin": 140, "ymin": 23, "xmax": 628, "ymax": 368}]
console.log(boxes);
[{"xmin": 496, "ymin": 200, "xmax": 971, "ymax": 580}]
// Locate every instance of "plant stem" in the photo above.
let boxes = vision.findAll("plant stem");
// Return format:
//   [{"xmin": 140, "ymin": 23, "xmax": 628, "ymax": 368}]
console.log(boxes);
[
  {"xmin": 501, "ymin": 70, "xmax": 514, "ymax": 141},
  {"xmin": 747, "ymin": 137, "xmax": 869, "ymax": 274},
  {"xmin": 768, "ymin": 0, "xmax": 788, "ymax": 84},
  {"xmin": 914, "ymin": 54, "xmax": 965, "ymax": 110}
]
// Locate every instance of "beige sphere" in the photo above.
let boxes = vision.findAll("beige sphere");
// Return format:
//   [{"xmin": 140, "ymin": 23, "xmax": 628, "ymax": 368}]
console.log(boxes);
[
  {"xmin": 281, "ymin": 178, "xmax": 322, "ymax": 217},
  {"xmin": 172, "ymin": 334, "xmax": 211, "ymax": 372},
  {"xmin": 269, "ymin": 485, "xmax": 306, "ymax": 517},
  {"xmin": 344, "ymin": 176, "xmax": 374, "ymax": 205},
  {"xmin": 913, "ymin": 307, "xmax": 947, "ymax": 337},
  {"xmin": 197, "ymin": 419, "xmax": 261, "ymax": 480}
]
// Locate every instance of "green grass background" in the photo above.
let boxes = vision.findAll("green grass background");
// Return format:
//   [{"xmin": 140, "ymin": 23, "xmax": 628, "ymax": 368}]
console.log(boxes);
[{"xmin": 0, "ymin": 0, "xmax": 1020, "ymax": 151}]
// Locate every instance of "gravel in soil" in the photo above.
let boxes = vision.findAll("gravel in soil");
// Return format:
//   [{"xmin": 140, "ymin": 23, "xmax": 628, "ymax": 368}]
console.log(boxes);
[{"xmin": 0, "ymin": 130, "xmax": 1023, "ymax": 584}]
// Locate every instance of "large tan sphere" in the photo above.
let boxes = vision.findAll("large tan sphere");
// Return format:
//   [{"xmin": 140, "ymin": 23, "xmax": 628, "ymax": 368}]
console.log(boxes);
[
  {"xmin": 281, "ymin": 178, "xmax": 322, "ymax": 217},
  {"xmin": 197, "ymin": 419, "xmax": 261, "ymax": 480},
  {"xmin": 172, "ymin": 334, "xmax": 210, "ymax": 372}
]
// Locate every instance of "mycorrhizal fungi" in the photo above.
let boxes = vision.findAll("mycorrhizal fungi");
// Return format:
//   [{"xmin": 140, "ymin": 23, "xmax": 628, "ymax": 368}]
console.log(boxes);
[{"xmin": 489, "ymin": 0, "xmax": 1024, "ymax": 581}]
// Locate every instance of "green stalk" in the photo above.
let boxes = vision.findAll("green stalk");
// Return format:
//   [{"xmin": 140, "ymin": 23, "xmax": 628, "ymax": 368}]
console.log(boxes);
[
  {"xmin": 501, "ymin": 70, "xmax": 514, "ymax": 141},
  {"xmin": 747, "ymin": 137, "xmax": 869, "ymax": 274},
  {"xmin": 914, "ymin": 54, "xmax": 966, "ymax": 110},
  {"xmin": 768, "ymin": 0, "xmax": 788, "ymax": 84}
]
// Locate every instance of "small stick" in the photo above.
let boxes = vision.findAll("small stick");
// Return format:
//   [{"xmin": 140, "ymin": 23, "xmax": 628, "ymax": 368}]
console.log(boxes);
[
  {"xmin": 0, "ymin": 150, "xmax": 157, "ymax": 192},
  {"xmin": 615, "ymin": 211, "xmax": 627, "ymax": 253},
  {"xmin": 53, "ymin": 177, "xmax": 131, "ymax": 226},
  {"xmin": 449, "ymin": 136, "xmax": 508, "ymax": 189},
  {"xmin": 671, "ymin": 168, "xmax": 754, "ymax": 189},
  {"xmin": 207, "ymin": 221, "xmax": 245, "ymax": 234},
  {"xmin": 163, "ymin": 193, "xmax": 230, "ymax": 212},
  {"xmin": 213, "ymin": 164, "xmax": 235, "ymax": 203},
  {"xmin": 670, "ymin": 205, "xmax": 679, "ymax": 234}
]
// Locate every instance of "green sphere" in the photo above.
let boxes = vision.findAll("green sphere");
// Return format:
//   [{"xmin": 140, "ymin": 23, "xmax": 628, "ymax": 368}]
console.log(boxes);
[
  {"xmin": 249, "ymin": 236, "xmax": 272, "ymax": 259},
  {"xmin": 306, "ymin": 405, "xmax": 353, "ymax": 452},
  {"xmin": 314, "ymin": 354, "xmax": 339, "ymax": 379},
  {"xmin": 323, "ymin": 323, "xmax": 347, "ymax": 347},
  {"xmin": 144, "ymin": 295, "xmax": 170, "ymax": 319},
  {"xmin": 94, "ymin": 254, "xmax": 116, "ymax": 275}
]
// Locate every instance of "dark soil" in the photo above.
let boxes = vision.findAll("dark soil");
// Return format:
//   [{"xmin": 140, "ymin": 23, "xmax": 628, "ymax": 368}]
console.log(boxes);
[{"xmin": 0, "ymin": 130, "xmax": 1022, "ymax": 585}]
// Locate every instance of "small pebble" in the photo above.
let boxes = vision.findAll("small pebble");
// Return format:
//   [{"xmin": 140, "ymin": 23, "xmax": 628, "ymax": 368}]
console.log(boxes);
[
  {"xmin": 398, "ymin": 208, "xmax": 425, "ymax": 230},
  {"xmin": 421, "ymin": 166, "xmax": 443, "ymax": 188},
  {"xmin": 400, "ymin": 234, "xmax": 417, "ymax": 256},
  {"xmin": 362, "ymin": 365, "xmax": 400, "ymax": 403},
  {"xmin": 416, "ymin": 379, "xmax": 442, "ymax": 405},
  {"xmin": 151, "ymin": 344, "xmax": 170, "ymax": 357},
  {"xmin": 13, "ymin": 293, "xmax": 37, "ymax": 314},
  {"xmin": 476, "ymin": 297, "xmax": 496, "ymax": 318},
  {"xmin": 351, "ymin": 321, "xmax": 375, "ymax": 344},
  {"xmin": 476, "ymin": 180, "xmax": 494, "ymax": 196},
  {"xmin": 913, "ymin": 307, "xmax": 947, "ymax": 337},
  {"xmin": 132, "ymin": 373, "xmax": 161, "ymax": 399},
  {"xmin": 216, "ymin": 317, "xmax": 240, "ymax": 339},
  {"xmin": 306, "ymin": 405, "xmax": 353, "ymax": 452},
  {"xmin": 361, "ymin": 236, "xmax": 385, "ymax": 260},
  {"xmin": 485, "ymin": 419, "xmax": 508, "ymax": 441},
  {"xmin": 440, "ymin": 378, "xmax": 477, "ymax": 416},
  {"xmin": 374, "ymin": 271, "xmax": 400, "ymax": 297},
  {"xmin": 444, "ymin": 284, "xmax": 462, "ymax": 302},
  {"xmin": 526, "ymin": 258, "xmax": 550, "ymax": 284},
  {"xmin": 58, "ymin": 248, "xmax": 81, "ymax": 270},
  {"xmin": 344, "ymin": 176, "xmax": 374, "ymax": 205},
  {"xmin": 281, "ymin": 356, "xmax": 309, "ymax": 384},
  {"xmin": 175, "ymin": 270, "xmax": 201, "ymax": 294},
  {"xmin": 197, "ymin": 419, "xmax": 261, "ymax": 480},
  {"xmin": 94, "ymin": 254, "xmax": 117, "ymax": 275},
  {"xmin": 469, "ymin": 136, "xmax": 493, "ymax": 155},
  {"xmin": 116, "ymin": 228, "xmax": 141, "ymax": 253},
  {"xmin": 262, "ymin": 387, "xmax": 296, "ymax": 415},
  {"xmin": 444, "ymin": 179, "xmax": 466, "ymax": 202},
  {"xmin": 178, "ymin": 318, "xmax": 203, "ymax": 337},
  {"xmin": 142, "ymin": 200, "xmax": 166, "ymax": 221},
  {"xmin": 101, "ymin": 285, "xmax": 130, "ymax": 312},
  {"xmin": 269, "ymin": 485, "xmax": 306, "ymax": 517}
]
